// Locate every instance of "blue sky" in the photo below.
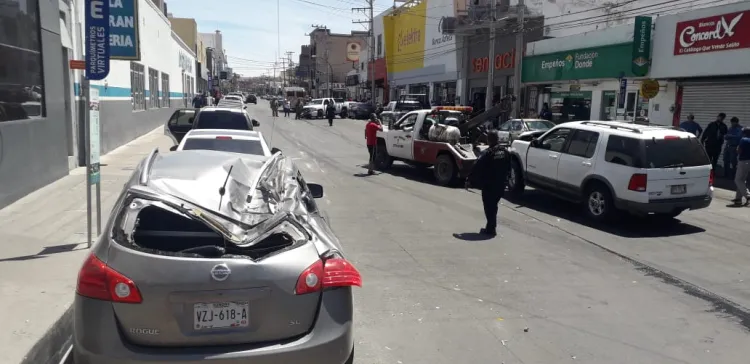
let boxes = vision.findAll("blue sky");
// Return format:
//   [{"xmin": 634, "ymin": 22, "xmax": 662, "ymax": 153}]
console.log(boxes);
[{"xmin": 167, "ymin": 0, "xmax": 393, "ymax": 77}]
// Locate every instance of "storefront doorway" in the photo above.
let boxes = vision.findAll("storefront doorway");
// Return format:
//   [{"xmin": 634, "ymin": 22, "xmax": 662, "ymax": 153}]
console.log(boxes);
[
  {"xmin": 433, "ymin": 81, "xmax": 457, "ymax": 106},
  {"xmin": 600, "ymin": 91, "xmax": 616, "ymax": 120},
  {"xmin": 549, "ymin": 91, "xmax": 592, "ymax": 122}
]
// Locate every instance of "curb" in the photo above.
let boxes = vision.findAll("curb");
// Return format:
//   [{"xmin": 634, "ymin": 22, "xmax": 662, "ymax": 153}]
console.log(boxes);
[{"xmin": 20, "ymin": 306, "xmax": 73, "ymax": 364}]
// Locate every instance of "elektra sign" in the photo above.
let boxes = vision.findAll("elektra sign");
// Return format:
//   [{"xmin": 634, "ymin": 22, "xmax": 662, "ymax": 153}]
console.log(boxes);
[
  {"xmin": 674, "ymin": 10, "xmax": 750, "ymax": 56},
  {"xmin": 397, "ymin": 28, "xmax": 421, "ymax": 52}
]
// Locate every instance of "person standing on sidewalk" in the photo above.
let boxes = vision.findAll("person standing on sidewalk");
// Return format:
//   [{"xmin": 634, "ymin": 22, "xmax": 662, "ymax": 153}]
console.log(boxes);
[
  {"xmin": 723, "ymin": 117, "xmax": 743, "ymax": 177},
  {"xmin": 191, "ymin": 93, "xmax": 203, "ymax": 109},
  {"xmin": 283, "ymin": 99, "xmax": 291, "ymax": 117},
  {"xmin": 295, "ymin": 99, "xmax": 303, "ymax": 119},
  {"xmin": 701, "ymin": 113, "xmax": 728, "ymax": 171},
  {"xmin": 465, "ymin": 131, "xmax": 511, "ymax": 237},
  {"xmin": 270, "ymin": 98, "xmax": 279, "ymax": 117},
  {"xmin": 679, "ymin": 113, "xmax": 703, "ymax": 137},
  {"xmin": 365, "ymin": 113, "xmax": 382, "ymax": 175},
  {"xmin": 732, "ymin": 127, "xmax": 750, "ymax": 206}
]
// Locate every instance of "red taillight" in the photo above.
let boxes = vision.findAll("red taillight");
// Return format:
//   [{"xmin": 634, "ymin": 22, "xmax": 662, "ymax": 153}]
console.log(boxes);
[
  {"xmin": 295, "ymin": 257, "xmax": 362, "ymax": 295},
  {"xmin": 709, "ymin": 169, "xmax": 714, "ymax": 186},
  {"xmin": 76, "ymin": 254, "xmax": 143, "ymax": 303},
  {"xmin": 216, "ymin": 136, "xmax": 232, "ymax": 140},
  {"xmin": 664, "ymin": 135, "xmax": 680, "ymax": 140},
  {"xmin": 628, "ymin": 173, "xmax": 648, "ymax": 192}
]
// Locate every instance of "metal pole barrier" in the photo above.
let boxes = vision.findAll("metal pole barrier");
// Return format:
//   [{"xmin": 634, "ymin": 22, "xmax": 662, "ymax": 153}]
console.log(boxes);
[{"xmin": 83, "ymin": 78, "xmax": 92, "ymax": 248}]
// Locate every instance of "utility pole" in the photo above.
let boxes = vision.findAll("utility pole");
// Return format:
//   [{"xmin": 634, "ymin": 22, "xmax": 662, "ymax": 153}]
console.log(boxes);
[
  {"xmin": 286, "ymin": 51, "xmax": 294, "ymax": 87},
  {"xmin": 485, "ymin": 0, "xmax": 497, "ymax": 113},
  {"xmin": 512, "ymin": 0, "xmax": 525, "ymax": 118},
  {"xmin": 353, "ymin": 0, "xmax": 375, "ymax": 103},
  {"xmin": 325, "ymin": 49, "xmax": 331, "ymax": 97},
  {"xmin": 281, "ymin": 56, "xmax": 287, "ymax": 89}
]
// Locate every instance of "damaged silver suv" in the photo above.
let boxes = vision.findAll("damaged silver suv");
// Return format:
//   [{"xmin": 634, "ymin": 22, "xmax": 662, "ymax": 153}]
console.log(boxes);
[{"xmin": 72, "ymin": 149, "xmax": 360, "ymax": 364}]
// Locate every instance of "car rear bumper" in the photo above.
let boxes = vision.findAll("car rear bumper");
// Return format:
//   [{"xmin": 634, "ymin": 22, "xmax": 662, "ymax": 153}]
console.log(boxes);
[
  {"xmin": 615, "ymin": 193, "xmax": 713, "ymax": 214},
  {"xmin": 73, "ymin": 289, "xmax": 354, "ymax": 364}
]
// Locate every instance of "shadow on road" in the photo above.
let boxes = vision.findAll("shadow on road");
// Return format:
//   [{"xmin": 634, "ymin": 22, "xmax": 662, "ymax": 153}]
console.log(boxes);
[
  {"xmin": 503, "ymin": 190, "xmax": 706, "ymax": 238},
  {"xmin": 452, "ymin": 232, "xmax": 494, "ymax": 241},
  {"xmin": 0, "ymin": 243, "xmax": 85, "ymax": 263},
  {"xmin": 379, "ymin": 164, "xmax": 467, "ymax": 189}
]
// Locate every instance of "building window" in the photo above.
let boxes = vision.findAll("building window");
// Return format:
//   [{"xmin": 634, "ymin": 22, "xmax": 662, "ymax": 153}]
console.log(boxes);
[
  {"xmin": 161, "ymin": 73, "xmax": 170, "ymax": 107},
  {"xmin": 130, "ymin": 62, "xmax": 146, "ymax": 111},
  {"xmin": 376, "ymin": 34, "xmax": 382, "ymax": 57},
  {"xmin": 148, "ymin": 68, "xmax": 160, "ymax": 109},
  {"xmin": 0, "ymin": 0, "xmax": 45, "ymax": 122}
]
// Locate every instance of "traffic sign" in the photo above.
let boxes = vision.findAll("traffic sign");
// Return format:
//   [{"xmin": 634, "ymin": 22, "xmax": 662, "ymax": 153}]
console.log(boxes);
[{"xmin": 85, "ymin": 0, "xmax": 110, "ymax": 80}]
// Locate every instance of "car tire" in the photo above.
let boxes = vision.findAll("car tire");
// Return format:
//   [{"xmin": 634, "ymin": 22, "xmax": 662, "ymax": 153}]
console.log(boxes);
[
  {"xmin": 340, "ymin": 109, "xmax": 347, "ymax": 118},
  {"xmin": 317, "ymin": 110, "xmax": 323, "ymax": 119},
  {"xmin": 434, "ymin": 154, "xmax": 457, "ymax": 186},
  {"xmin": 584, "ymin": 183, "xmax": 615, "ymax": 222},
  {"xmin": 374, "ymin": 142, "xmax": 393, "ymax": 170},
  {"xmin": 345, "ymin": 348, "xmax": 354, "ymax": 364},
  {"xmin": 507, "ymin": 158, "xmax": 525, "ymax": 196}
]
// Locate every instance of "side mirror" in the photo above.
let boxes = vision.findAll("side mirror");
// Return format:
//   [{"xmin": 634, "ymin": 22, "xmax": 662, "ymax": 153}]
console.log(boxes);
[
  {"xmin": 271, "ymin": 147, "xmax": 281, "ymax": 155},
  {"xmin": 169, "ymin": 145, "xmax": 178, "ymax": 151},
  {"xmin": 307, "ymin": 183, "xmax": 324, "ymax": 198},
  {"xmin": 530, "ymin": 139, "xmax": 539, "ymax": 147},
  {"xmin": 252, "ymin": 119, "xmax": 260, "ymax": 127}
]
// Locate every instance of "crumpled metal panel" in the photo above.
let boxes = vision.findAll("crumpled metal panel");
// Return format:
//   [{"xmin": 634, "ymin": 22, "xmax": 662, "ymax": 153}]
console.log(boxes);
[{"xmin": 124, "ymin": 151, "xmax": 313, "ymax": 248}]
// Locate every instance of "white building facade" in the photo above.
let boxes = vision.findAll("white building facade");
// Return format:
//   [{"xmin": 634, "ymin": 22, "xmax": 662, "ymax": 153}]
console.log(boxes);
[
  {"xmin": 71, "ymin": 0, "xmax": 196, "ymax": 155},
  {"xmin": 383, "ymin": 0, "xmax": 461, "ymax": 105},
  {"xmin": 649, "ymin": 1, "xmax": 750, "ymax": 128}
]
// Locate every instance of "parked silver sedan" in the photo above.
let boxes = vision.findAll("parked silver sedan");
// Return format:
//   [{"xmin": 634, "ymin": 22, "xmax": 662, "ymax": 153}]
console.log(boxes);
[{"xmin": 73, "ymin": 149, "xmax": 360, "ymax": 364}]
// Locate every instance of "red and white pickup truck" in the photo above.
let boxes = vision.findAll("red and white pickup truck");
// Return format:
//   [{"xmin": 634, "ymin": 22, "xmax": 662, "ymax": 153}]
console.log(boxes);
[{"xmin": 374, "ymin": 106, "xmax": 491, "ymax": 186}]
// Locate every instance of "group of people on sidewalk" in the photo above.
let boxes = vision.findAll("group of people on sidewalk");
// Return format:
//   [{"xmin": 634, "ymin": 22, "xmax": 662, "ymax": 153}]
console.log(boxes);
[{"xmin": 679, "ymin": 113, "xmax": 750, "ymax": 206}]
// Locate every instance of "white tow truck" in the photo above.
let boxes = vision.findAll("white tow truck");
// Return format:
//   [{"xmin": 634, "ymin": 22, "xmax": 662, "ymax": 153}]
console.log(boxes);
[{"xmin": 374, "ymin": 105, "xmax": 511, "ymax": 186}]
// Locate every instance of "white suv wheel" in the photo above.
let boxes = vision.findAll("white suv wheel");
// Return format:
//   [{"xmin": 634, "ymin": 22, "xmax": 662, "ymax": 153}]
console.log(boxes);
[{"xmin": 587, "ymin": 191, "xmax": 606, "ymax": 216}]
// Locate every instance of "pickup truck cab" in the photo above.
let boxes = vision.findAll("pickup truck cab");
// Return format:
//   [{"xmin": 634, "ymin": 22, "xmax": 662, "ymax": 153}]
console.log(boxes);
[
  {"xmin": 375, "ymin": 106, "xmax": 478, "ymax": 185},
  {"xmin": 301, "ymin": 97, "xmax": 340, "ymax": 119}
]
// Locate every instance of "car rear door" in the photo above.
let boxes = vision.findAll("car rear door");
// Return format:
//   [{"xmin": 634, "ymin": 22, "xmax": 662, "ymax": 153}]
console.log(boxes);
[
  {"xmin": 105, "ymin": 206, "xmax": 324, "ymax": 348},
  {"xmin": 643, "ymin": 136, "xmax": 712, "ymax": 199},
  {"xmin": 164, "ymin": 109, "xmax": 196, "ymax": 144}
]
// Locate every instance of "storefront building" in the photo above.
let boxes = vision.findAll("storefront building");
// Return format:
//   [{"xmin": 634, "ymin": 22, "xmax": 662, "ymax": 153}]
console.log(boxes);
[
  {"xmin": 0, "ymin": 0, "xmax": 69, "ymax": 208},
  {"xmin": 383, "ymin": 0, "xmax": 460, "ymax": 105},
  {"xmin": 464, "ymin": 20, "xmax": 543, "ymax": 111},
  {"xmin": 522, "ymin": 21, "xmax": 654, "ymax": 123},
  {"xmin": 649, "ymin": 1, "xmax": 750, "ymax": 128}
]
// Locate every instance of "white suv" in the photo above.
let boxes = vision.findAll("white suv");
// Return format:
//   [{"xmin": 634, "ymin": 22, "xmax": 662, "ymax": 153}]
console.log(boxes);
[{"xmin": 507, "ymin": 121, "xmax": 713, "ymax": 221}]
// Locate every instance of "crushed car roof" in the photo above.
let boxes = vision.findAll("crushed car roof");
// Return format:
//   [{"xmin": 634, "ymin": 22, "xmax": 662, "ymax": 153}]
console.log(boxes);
[{"xmin": 130, "ymin": 149, "xmax": 311, "ymax": 245}]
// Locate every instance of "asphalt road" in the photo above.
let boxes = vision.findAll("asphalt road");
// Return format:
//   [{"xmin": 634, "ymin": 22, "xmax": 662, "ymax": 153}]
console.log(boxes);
[{"xmin": 248, "ymin": 103, "xmax": 750, "ymax": 364}]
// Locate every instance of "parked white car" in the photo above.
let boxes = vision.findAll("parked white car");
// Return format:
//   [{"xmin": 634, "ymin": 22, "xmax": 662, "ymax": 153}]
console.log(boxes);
[
  {"xmin": 507, "ymin": 121, "xmax": 714, "ymax": 221},
  {"xmin": 173, "ymin": 129, "xmax": 275, "ymax": 156}
]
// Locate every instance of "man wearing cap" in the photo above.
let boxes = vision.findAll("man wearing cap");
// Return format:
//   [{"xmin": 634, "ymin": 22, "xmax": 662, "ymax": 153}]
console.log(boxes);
[
  {"xmin": 364, "ymin": 113, "xmax": 383, "ymax": 175},
  {"xmin": 465, "ymin": 131, "xmax": 511, "ymax": 236}
]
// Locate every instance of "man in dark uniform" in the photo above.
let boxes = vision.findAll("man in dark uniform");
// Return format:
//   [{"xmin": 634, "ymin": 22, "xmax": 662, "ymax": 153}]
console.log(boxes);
[{"xmin": 466, "ymin": 131, "xmax": 511, "ymax": 236}]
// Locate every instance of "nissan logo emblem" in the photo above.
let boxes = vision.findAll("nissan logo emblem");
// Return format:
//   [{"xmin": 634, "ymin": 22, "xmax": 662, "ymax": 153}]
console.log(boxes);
[{"xmin": 210, "ymin": 264, "xmax": 231, "ymax": 281}]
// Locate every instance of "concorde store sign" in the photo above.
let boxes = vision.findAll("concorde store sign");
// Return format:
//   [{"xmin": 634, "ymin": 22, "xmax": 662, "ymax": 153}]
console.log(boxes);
[{"xmin": 86, "ymin": 0, "xmax": 141, "ymax": 80}]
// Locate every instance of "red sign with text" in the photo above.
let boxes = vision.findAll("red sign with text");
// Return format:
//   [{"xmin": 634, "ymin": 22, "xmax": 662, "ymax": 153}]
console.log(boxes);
[
  {"xmin": 471, "ymin": 49, "xmax": 516, "ymax": 73},
  {"xmin": 673, "ymin": 10, "xmax": 750, "ymax": 56}
]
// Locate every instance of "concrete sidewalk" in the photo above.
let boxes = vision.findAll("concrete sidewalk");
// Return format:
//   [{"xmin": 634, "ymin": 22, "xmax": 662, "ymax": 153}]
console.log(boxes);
[{"xmin": 0, "ymin": 127, "xmax": 171, "ymax": 364}]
